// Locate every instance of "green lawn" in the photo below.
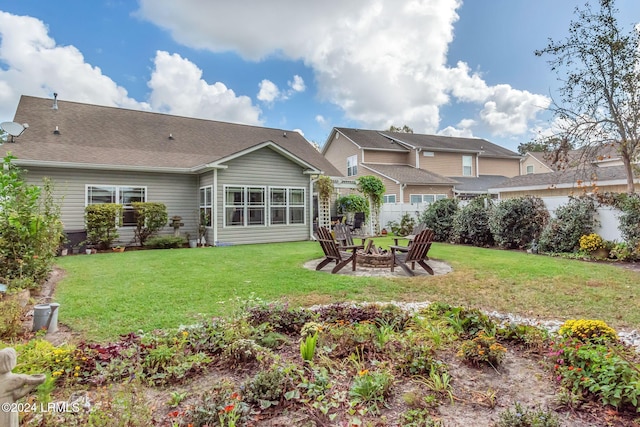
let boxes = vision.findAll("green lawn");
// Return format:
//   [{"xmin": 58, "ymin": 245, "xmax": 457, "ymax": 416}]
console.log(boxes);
[{"xmin": 53, "ymin": 239, "xmax": 640, "ymax": 341}]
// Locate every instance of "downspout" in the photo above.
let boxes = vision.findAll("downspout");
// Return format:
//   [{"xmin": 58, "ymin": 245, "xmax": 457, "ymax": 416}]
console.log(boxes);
[
  {"xmin": 213, "ymin": 169, "xmax": 218, "ymax": 245},
  {"xmin": 475, "ymin": 154, "xmax": 480, "ymax": 177},
  {"xmin": 415, "ymin": 148, "xmax": 421, "ymax": 168},
  {"xmin": 400, "ymin": 183, "xmax": 407, "ymax": 216}
]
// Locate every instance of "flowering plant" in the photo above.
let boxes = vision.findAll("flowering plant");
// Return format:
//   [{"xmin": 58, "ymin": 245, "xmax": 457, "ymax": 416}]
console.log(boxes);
[{"xmin": 579, "ymin": 233, "xmax": 604, "ymax": 252}]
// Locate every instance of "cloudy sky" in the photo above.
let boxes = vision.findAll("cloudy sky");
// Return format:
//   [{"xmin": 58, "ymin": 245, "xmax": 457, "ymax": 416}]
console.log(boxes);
[{"xmin": 1, "ymin": 0, "xmax": 639, "ymax": 151}]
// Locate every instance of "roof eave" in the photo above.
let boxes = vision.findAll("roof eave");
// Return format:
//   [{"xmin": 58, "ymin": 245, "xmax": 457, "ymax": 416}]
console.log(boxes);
[{"xmin": 13, "ymin": 159, "xmax": 210, "ymax": 174}]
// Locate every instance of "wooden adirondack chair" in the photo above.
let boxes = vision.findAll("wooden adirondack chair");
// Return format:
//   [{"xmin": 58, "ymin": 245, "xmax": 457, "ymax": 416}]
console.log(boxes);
[
  {"xmin": 393, "ymin": 222, "xmax": 428, "ymax": 246},
  {"xmin": 315, "ymin": 226, "xmax": 358, "ymax": 274},
  {"xmin": 390, "ymin": 228, "xmax": 435, "ymax": 276},
  {"xmin": 332, "ymin": 223, "xmax": 366, "ymax": 249}
]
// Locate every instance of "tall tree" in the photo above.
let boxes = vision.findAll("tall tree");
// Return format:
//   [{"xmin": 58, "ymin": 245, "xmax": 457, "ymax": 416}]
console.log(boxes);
[{"xmin": 535, "ymin": 0, "xmax": 640, "ymax": 193}]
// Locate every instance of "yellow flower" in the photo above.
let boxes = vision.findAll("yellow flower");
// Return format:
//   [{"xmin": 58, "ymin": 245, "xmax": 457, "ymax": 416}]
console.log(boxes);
[{"xmin": 358, "ymin": 369, "xmax": 369, "ymax": 376}]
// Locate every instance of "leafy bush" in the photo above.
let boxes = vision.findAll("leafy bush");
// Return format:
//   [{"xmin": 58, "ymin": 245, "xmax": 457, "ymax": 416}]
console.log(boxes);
[
  {"xmin": 419, "ymin": 198, "xmax": 458, "ymax": 242},
  {"xmin": 243, "ymin": 366, "xmax": 290, "ymax": 406},
  {"xmin": 538, "ymin": 196, "xmax": 598, "ymax": 253},
  {"xmin": 550, "ymin": 338, "xmax": 640, "ymax": 410},
  {"xmin": 336, "ymin": 194, "xmax": 369, "ymax": 216},
  {"xmin": 85, "ymin": 203, "xmax": 123, "ymax": 250},
  {"xmin": 616, "ymin": 193, "xmax": 640, "ymax": 248},
  {"xmin": 386, "ymin": 213, "xmax": 416, "ymax": 237},
  {"xmin": 143, "ymin": 235, "xmax": 186, "ymax": 249},
  {"xmin": 0, "ymin": 155, "xmax": 63, "ymax": 287},
  {"xmin": 489, "ymin": 196, "xmax": 549, "ymax": 249},
  {"xmin": 452, "ymin": 196, "xmax": 494, "ymax": 247},
  {"xmin": 457, "ymin": 331, "xmax": 507, "ymax": 368},
  {"xmin": 131, "ymin": 202, "xmax": 168, "ymax": 245},
  {"xmin": 0, "ymin": 293, "xmax": 25, "ymax": 339}
]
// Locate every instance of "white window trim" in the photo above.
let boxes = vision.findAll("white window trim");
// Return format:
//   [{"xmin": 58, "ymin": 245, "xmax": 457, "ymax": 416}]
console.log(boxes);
[
  {"xmin": 223, "ymin": 185, "xmax": 267, "ymax": 228},
  {"xmin": 409, "ymin": 194, "xmax": 448, "ymax": 204},
  {"xmin": 526, "ymin": 165, "xmax": 534, "ymax": 174},
  {"xmin": 462, "ymin": 155, "xmax": 473, "ymax": 177},
  {"xmin": 383, "ymin": 194, "xmax": 396, "ymax": 204},
  {"xmin": 199, "ymin": 186, "xmax": 213, "ymax": 227},
  {"xmin": 346, "ymin": 155, "xmax": 358, "ymax": 177},
  {"xmin": 223, "ymin": 185, "xmax": 306, "ymax": 227}
]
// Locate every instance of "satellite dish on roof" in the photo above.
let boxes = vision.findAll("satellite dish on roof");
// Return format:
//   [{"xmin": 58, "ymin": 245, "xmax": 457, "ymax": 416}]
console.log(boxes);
[{"xmin": 0, "ymin": 122, "xmax": 28, "ymax": 142}]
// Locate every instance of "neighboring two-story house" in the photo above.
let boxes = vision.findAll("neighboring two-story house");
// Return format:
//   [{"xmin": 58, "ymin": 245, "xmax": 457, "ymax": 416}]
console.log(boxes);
[{"xmin": 322, "ymin": 127, "xmax": 521, "ymax": 206}]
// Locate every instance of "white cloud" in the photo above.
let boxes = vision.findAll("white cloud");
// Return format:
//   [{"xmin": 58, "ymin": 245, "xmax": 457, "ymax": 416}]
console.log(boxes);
[
  {"xmin": 148, "ymin": 51, "xmax": 262, "ymax": 124},
  {"xmin": 315, "ymin": 115, "xmax": 326, "ymax": 125},
  {"xmin": 0, "ymin": 11, "xmax": 148, "ymax": 120},
  {"xmin": 0, "ymin": 12, "xmax": 262, "ymax": 126},
  {"xmin": 257, "ymin": 79, "xmax": 280, "ymax": 103},
  {"xmin": 137, "ymin": 0, "xmax": 550, "ymax": 139},
  {"xmin": 289, "ymin": 75, "xmax": 305, "ymax": 92}
]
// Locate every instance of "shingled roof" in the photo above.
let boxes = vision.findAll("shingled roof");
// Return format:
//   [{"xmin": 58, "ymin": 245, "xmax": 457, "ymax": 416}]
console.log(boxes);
[
  {"xmin": 490, "ymin": 164, "xmax": 632, "ymax": 191},
  {"xmin": 2, "ymin": 95, "xmax": 341, "ymax": 175},
  {"xmin": 361, "ymin": 163, "xmax": 459, "ymax": 185},
  {"xmin": 329, "ymin": 127, "xmax": 520, "ymax": 159}
]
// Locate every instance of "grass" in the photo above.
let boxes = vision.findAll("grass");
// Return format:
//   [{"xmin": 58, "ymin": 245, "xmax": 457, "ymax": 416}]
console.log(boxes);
[{"xmin": 53, "ymin": 238, "xmax": 640, "ymax": 341}]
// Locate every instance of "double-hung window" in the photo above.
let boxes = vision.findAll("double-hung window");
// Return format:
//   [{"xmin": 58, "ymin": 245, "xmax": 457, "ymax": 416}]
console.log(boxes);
[
  {"xmin": 86, "ymin": 185, "xmax": 146, "ymax": 226},
  {"xmin": 462, "ymin": 155, "xmax": 473, "ymax": 176},
  {"xmin": 199, "ymin": 186, "xmax": 212, "ymax": 227},
  {"xmin": 347, "ymin": 155, "xmax": 358, "ymax": 177}
]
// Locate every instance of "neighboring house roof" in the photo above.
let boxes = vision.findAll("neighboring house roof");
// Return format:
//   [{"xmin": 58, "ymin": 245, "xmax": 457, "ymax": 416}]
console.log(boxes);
[
  {"xmin": 2, "ymin": 95, "xmax": 342, "ymax": 175},
  {"xmin": 453, "ymin": 175, "xmax": 510, "ymax": 194},
  {"xmin": 489, "ymin": 164, "xmax": 634, "ymax": 192},
  {"xmin": 327, "ymin": 128, "xmax": 410, "ymax": 152},
  {"xmin": 378, "ymin": 131, "xmax": 520, "ymax": 159},
  {"xmin": 324, "ymin": 127, "xmax": 520, "ymax": 159},
  {"xmin": 524, "ymin": 152, "xmax": 555, "ymax": 172},
  {"xmin": 360, "ymin": 163, "xmax": 459, "ymax": 186}
]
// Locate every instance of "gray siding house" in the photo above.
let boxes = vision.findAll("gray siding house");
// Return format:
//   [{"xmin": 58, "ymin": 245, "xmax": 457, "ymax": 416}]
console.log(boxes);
[{"xmin": 1, "ymin": 95, "xmax": 341, "ymax": 246}]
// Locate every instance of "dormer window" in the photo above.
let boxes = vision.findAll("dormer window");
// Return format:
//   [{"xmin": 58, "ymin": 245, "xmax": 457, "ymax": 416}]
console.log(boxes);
[{"xmin": 347, "ymin": 155, "xmax": 358, "ymax": 176}]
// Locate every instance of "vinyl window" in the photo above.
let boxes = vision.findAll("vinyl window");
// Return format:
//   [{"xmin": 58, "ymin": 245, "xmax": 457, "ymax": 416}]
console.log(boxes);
[{"xmin": 86, "ymin": 185, "xmax": 146, "ymax": 227}]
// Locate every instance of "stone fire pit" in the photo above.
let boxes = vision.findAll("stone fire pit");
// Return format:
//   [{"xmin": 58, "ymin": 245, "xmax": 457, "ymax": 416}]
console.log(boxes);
[{"xmin": 357, "ymin": 244, "xmax": 393, "ymax": 268}]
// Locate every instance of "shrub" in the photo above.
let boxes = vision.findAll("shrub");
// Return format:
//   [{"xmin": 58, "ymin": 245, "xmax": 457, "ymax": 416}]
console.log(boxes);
[
  {"xmin": 131, "ymin": 202, "xmax": 168, "ymax": 245},
  {"xmin": 489, "ymin": 196, "xmax": 549, "ymax": 249},
  {"xmin": 0, "ymin": 293, "xmax": 25, "ymax": 339},
  {"xmin": 143, "ymin": 235, "xmax": 186, "ymax": 249},
  {"xmin": 386, "ymin": 213, "xmax": 415, "ymax": 236},
  {"xmin": 419, "ymin": 198, "xmax": 458, "ymax": 242},
  {"xmin": 550, "ymin": 338, "xmax": 640, "ymax": 410},
  {"xmin": 336, "ymin": 194, "xmax": 369, "ymax": 217},
  {"xmin": 85, "ymin": 203, "xmax": 123, "ymax": 250},
  {"xmin": 538, "ymin": 197, "xmax": 598, "ymax": 253},
  {"xmin": 243, "ymin": 366, "xmax": 290, "ymax": 406},
  {"xmin": 558, "ymin": 319, "xmax": 617, "ymax": 343},
  {"xmin": 616, "ymin": 193, "xmax": 640, "ymax": 248},
  {"xmin": 0, "ymin": 155, "xmax": 63, "ymax": 287},
  {"xmin": 457, "ymin": 331, "xmax": 507, "ymax": 368},
  {"xmin": 452, "ymin": 196, "xmax": 494, "ymax": 247}
]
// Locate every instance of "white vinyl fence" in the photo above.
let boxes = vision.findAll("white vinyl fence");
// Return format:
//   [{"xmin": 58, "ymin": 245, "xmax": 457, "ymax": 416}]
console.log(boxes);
[{"xmin": 380, "ymin": 197, "xmax": 624, "ymax": 241}]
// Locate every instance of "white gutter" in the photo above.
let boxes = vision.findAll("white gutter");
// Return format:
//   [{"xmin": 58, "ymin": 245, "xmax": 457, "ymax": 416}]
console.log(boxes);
[{"xmin": 13, "ymin": 159, "xmax": 228, "ymax": 174}]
